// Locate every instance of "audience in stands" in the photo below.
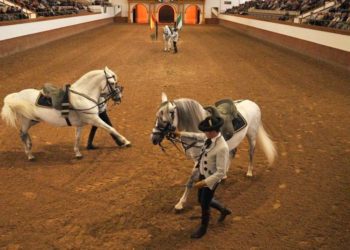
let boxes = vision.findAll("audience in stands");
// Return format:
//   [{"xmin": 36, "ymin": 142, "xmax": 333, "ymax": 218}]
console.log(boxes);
[
  {"xmin": 306, "ymin": 0, "xmax": 350, "ymax": 30},
  {"xmin": 0, "ymin": 5, "xmax": 28, "ymax": 21},
  {"xmin": 0, "ymin": 0, "xmax": 87, "ymax": 21},
  {"xmin": 225, "ymin": 0, "xmax": 350, "ymax": 30},
  {"xmin": 225, "ymin": 0, "xmax": 327, "ymax": 15}
]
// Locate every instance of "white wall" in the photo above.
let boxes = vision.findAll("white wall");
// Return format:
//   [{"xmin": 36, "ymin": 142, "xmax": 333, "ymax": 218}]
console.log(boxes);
[
  {"xmin": 205, "ymin": 0, "xmax": 220, "ymax": 18},
  {"xmin": 219, "ymin": 13, "xmax": 350, "ymax": 52},
  {"xmin": 0, "ymin": 7, "xmax": 119, "ymax": 41},
  {"xmin": 110, "ymin": 0, "xmax": 128, "ymax": 17}
]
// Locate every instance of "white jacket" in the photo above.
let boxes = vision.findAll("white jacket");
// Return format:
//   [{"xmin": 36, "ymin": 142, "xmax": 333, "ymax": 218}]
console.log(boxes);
[
  {"xmin": 171, "ymin": 30, "xmax": 179, "ymax": 42},
  {"xmin": 180, "ymin": 132, "xmax": 229, "ymax": 190}
]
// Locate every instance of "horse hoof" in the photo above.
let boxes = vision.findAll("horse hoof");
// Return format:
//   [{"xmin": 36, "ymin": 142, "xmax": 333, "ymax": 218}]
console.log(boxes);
[
  {"xmin": 246, "ymin": 172, "xmax": 253, "ymax": 177},
  {"xmin": 28, "ymin": 156, "xmax": 35, "ymax": 161},
  {"xmin": 174, "ymin": 204, "xmax": 184, "ymax": 211},
  {"xmin": 121, "ymin": 141, "xmax": 131, "ymax": 147},
  {"xmin": 76, "ymin": 154, "xmax": 83, "ymax": 159}
]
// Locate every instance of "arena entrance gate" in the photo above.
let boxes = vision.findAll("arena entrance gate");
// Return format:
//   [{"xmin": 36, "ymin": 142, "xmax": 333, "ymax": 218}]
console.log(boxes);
[
  {"xmin": 159, "ymin": 5, "xmax": 174, "ymax": 23},
  {"xmin": 133, "ymin": 4, "xmax": 148, "ymax": 23},
  {"xmin": 185, "ymin": 5, "xmax": 201, "ymax": 24}
]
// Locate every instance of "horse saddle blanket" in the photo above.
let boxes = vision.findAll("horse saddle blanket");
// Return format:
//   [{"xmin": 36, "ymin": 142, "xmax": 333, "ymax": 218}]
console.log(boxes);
[
  {"xmin": 36, "ymin": 84, "xmax": 70, "ymax": 116},
  {"xmin": 215, "ymin": 99, "xmax": 247, "ymax": 141}
]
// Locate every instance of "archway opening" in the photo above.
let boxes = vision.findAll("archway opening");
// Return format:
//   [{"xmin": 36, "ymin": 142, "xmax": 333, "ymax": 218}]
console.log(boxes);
[
  {"xmin": 185, "ymin": 5, "xmax": 200, "ymax": 24},
  {"xmin": 159, "ymin": 5, "xmax": 174, "ymax": 23},
  {"xmin": 133, "ymin": 4, "xmax": 148, "ymax": 23}
]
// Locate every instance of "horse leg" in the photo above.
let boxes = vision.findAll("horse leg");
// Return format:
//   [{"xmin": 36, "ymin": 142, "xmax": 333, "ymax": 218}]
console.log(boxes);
[
  {"xmin": 175, "ymin": 185, "xmax": 191, "ymax": 211},
  {"xmin": 90, "ymin": 117, "xmax": 131, "ymax": 147},
  {"xmin": 74, "ymin": 126, "xmax": 83, "ymax": 158},
  {"xmin": 175, "ymin": 165, "xmax": 199, "ymax": 211},
  {"xmin": 20, "ymin": 118, "xmax": 38, "ymax": 161},
  {"xmin": 246, "ymin": 135, "xmax": 256, "ymax": 177}
]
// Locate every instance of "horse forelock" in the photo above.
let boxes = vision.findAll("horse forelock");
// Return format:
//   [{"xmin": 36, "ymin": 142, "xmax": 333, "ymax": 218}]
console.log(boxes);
[{"xmin": 174, "ymin": 99, "xmax": 207, "ymax": 132}]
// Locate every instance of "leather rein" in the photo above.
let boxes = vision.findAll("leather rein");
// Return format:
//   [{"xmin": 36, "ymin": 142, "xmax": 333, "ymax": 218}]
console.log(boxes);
[
  {"xmin": 153, "ymin": 107, "xmax": 201, "ymax": 154},
  {"xmin": 69, "ymin": 70, "xmax": 122, "ymax": 113}
]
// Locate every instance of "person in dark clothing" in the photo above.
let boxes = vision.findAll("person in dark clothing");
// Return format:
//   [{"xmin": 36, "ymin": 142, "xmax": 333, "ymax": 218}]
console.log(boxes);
[
  {"xmin": 171, "ymin": 27, "xmax": 179, "ymax": 53},
  {"xmin": 86, "ymin": 97, "xmax": 123, "ymax": 149}
]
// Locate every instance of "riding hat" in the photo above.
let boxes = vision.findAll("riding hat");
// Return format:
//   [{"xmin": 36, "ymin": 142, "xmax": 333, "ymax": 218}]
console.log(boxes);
[{"xmin": 198, "ymin": 116, "xmax": 224, "ymax": 132}]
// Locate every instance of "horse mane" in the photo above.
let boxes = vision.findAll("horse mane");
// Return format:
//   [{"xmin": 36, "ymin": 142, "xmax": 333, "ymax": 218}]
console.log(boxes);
[
  {"xmin": 174, "ymin": 98, "xmax": 207, "ymax": 132},
  {"xmin": 73, "ymin": 70, "xmax": 101, "ymax": 86}
]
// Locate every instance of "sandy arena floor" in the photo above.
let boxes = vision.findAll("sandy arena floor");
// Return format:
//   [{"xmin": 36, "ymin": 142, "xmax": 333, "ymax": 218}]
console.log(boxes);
[{"xmin": 0, "ymin": 24, "xmax": 349, "ymax": 249}]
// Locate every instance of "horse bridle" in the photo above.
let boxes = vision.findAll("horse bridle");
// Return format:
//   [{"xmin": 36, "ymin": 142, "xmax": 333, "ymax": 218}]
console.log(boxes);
[
  {"xmin": 102, "ymin": 69, "xmax": 124, "ymax": 102},
  {"xmin": 153, "ymin": 102, "xmax": 199, "ymax": 153},
  {"xmin": 153, "ymin": 101, "xmax": 176, "ymax": 134},
  {"xmin": 70, "ymin": 70, "xmax": 123, "ymax": 112}
]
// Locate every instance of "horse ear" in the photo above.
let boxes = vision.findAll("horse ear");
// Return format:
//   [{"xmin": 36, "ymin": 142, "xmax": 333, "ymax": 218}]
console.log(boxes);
[
  {"xmin": 161, "ymin": 92, "xmax": 168, "ymax": 103},
  {"xmin": 104, "ymin": 66, "xmax": 110, "ymax": 73}
]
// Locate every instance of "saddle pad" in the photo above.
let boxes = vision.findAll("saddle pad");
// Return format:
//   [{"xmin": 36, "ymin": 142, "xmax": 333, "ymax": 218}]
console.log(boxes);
[
  {"xmin": 35, "ymin": 93, "xmax": 53, "ymax": 108},
  {"xmin": 232, "ymin": 112, "xmax": 247, "ymax": 133}
]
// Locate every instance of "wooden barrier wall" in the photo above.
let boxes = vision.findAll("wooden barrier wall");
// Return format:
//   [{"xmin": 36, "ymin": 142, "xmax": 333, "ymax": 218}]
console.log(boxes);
[
  {"xmin": 0, "ymin": 18, "xmax": 114, "ymax": 58},
  {"xmin": 219, "ymin": 19, "xmax": 350, "ymax": 71}
]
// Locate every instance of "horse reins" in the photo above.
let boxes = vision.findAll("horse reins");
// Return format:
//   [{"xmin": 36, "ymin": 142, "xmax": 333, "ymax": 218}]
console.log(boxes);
[
  {"xmin": 153, "ymin": 102, "xmax": 201, "ymax": 155},
  {"xmin": 68, "ymin": 70, "xmax": 122, "ymax": 113}
]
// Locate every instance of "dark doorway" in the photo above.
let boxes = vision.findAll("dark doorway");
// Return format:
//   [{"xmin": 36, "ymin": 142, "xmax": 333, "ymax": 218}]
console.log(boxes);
[
  {"xmin": 133, "ymin": 8, "xmax": 136, "ymax": 23},
  {"xmin": 197, "ymin": 9, "xmax": 200, "ymax": 24},
  {"xmin": 159, "ymin": 5, "xmax": 174, "ymax": 23}
]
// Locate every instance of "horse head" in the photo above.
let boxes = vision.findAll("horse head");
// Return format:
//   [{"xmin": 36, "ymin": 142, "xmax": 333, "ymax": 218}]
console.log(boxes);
[
  {"xmin": 101, "ymin": 66, "xmax": 124, "ymax": 104},
  {"xmin": 151, "ymin": 92, "xmax": 177, "ymax": 145}
]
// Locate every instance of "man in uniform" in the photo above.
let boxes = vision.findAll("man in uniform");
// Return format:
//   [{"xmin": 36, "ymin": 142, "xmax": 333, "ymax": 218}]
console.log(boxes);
[
  {"xmin": 177, "ymin": 115, "xmax": 232, "ymax": 238},
  {"xmin": 170, "ymin": 27, "xmax": 179, "ymax": 53}
]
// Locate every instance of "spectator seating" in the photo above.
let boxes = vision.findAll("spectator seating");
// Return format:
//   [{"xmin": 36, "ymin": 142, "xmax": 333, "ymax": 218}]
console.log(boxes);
[
  {"xmin": 303, "ymin": 0, "xmax": 350, "ymax": 30},
  {"xmin": 224, "ymin": 0, "xmax": 350, "ymax": 30},
  {"xmin": 1, "ymin": 0, "xmax": 90, "ymax": 21}
]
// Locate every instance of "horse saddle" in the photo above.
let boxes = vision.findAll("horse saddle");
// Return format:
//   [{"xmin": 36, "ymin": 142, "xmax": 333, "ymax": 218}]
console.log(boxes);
[
  {"xmin": 36, "ymin": 84, "xmax": 70, "ymax": 117},
  {"xmin": 208, "ymin": 99, "xmax": 247, "ymax": 141}
]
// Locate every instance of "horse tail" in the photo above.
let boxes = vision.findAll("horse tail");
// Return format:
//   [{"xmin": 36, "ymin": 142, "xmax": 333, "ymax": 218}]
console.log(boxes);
[
  {"xmin": 1, "ymin": 93, "xmax": 37, "ymax": 128},
  {"xmin": 257, "ymin": 123, "xmax": 277, "ymax": 166}
]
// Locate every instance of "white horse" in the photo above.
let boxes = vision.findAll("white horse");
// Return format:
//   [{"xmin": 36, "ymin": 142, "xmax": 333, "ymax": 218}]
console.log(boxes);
[
  {"xmin": 1, "ymin": 66, "xmax": 131, "ymax": 160},
  {"xmin": 151, "ymin": 93, "xmax": 277, "ymax": 210},
  {"xmin": 163, "ymin": 25, "xmax": 172, "ymax": 52}
]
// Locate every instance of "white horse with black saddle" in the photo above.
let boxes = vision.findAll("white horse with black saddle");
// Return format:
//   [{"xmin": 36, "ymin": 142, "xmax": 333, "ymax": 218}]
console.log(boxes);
[
  {"xmin": 151, "ymin": 93, "xmax": 277, "ymax": 210},
  {"xmin": 1, "ymin": 67, "xmax": 131, "ymax": 160}
]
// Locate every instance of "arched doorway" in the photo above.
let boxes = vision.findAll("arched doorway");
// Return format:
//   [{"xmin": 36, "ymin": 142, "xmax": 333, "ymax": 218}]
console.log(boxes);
[
  {"xmin": 159, "ymin": 5, "xmax": 174, "ymax": 23},
  {"xmin": 133, "ymin": 4, "xmax": 148, "ymax": 23},
  {"xmin": 185, "ymin": 5, "xmax": 200, "ymax": 24}
]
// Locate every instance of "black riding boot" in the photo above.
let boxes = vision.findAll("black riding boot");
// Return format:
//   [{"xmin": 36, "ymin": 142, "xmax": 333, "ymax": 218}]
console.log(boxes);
[
  {"xmin": 191, "ymin": 210, "xmax": 209, "ymax": 239},
  {"xmin": 87, "ymin": 126, "xmax": 98, "ymax": 150},
  {"xmin": 211, "ymin": 199, "xmax": 231, "ymax": 222},
  {"xmin": 173, "ymin": 41, "xmax": 178, "ymax": 53}
]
